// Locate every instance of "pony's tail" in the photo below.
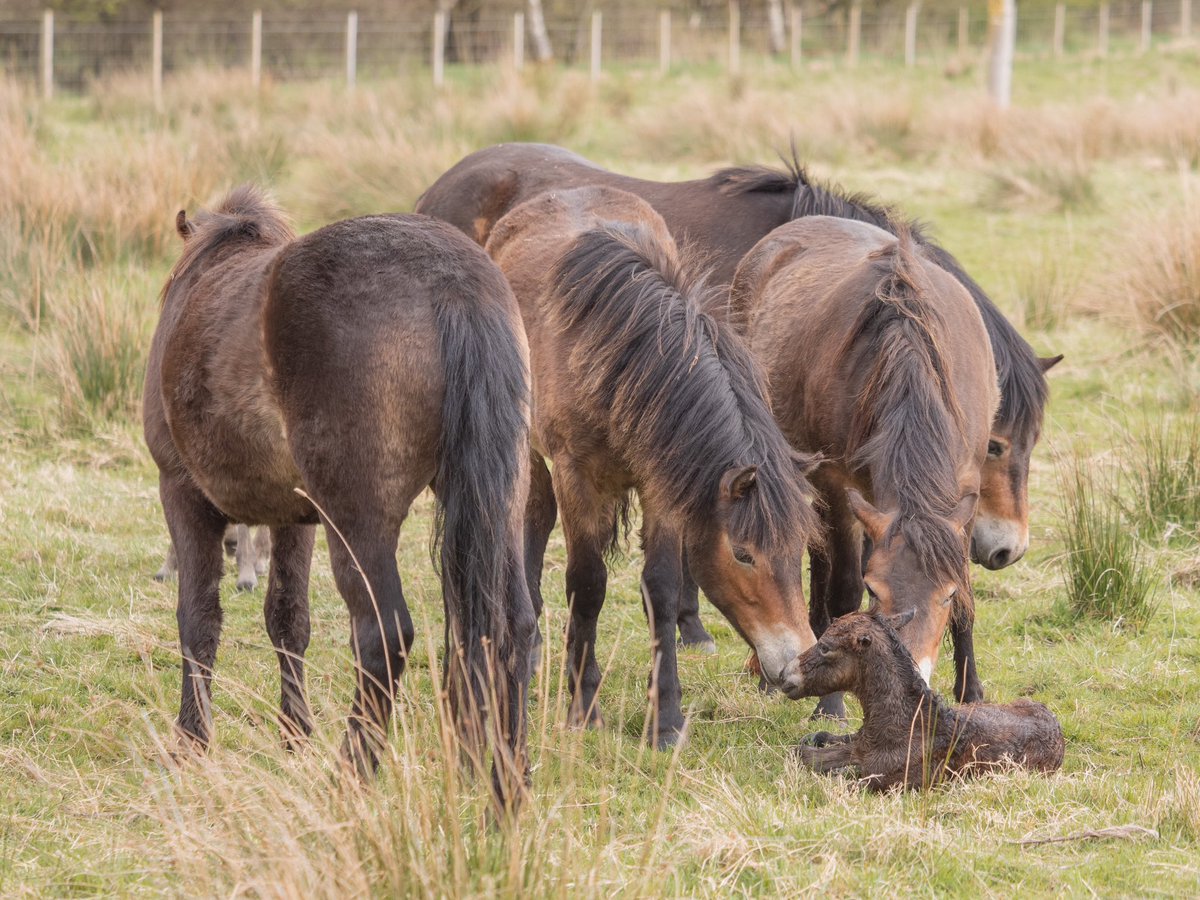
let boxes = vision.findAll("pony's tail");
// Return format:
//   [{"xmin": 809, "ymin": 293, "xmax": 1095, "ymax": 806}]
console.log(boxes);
[{"xmin": 432, "ymin": 265, "xmax": 533, "ymax": 801}]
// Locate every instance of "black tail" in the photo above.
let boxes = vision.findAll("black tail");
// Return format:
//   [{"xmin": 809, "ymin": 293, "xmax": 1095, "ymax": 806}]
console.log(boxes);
[{"xmin": 431, "ymin": 260, "xmax": 532, "ymax": 772}]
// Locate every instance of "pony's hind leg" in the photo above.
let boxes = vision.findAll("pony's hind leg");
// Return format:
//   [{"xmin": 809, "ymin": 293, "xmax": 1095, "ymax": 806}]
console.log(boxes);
[
  {"xmin": 326, "ymin": 518, "xmax": 412, "ymax": 777},
  {"xmin": 153, "ymin": 540, "xmax": 178, "ymax": 582},
  {"xmin": 253, "ymin": 525, "xmax": 270, "ymax": 578},
  {"xmin": 264, "ymin": 524, "xmax": 317, "ymax": 749},
  {"xmin": 676, "ymin": 552, "xmax": 716, "ymax": 653},
  {"xmin": 160, "ymin": 474, "xmax": 228, "ymax": 751},
  {"xmin": 524, "ymin": 450, "xmax": 557, "ymax": 677},
  {"xmin": 640, "ymin": 515, "xmax": 687, "ymax": 748}
]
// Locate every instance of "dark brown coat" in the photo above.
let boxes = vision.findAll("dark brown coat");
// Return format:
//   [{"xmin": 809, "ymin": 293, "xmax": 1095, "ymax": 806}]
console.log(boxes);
[{"xmin": 781, "ymin": 609, "xmax": 1065, "ymax": 790}]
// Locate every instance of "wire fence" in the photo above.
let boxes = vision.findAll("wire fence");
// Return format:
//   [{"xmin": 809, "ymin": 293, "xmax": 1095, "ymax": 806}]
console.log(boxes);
[{"xmin": 2, "ymin": 2, "xmax": 1196, "ymax": 97}]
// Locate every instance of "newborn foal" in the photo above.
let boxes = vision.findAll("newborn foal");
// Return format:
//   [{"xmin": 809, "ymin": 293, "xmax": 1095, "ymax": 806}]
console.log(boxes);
[{"xmin": 781, "ymin": 610, "xmax": 1063, "ymax": 790}]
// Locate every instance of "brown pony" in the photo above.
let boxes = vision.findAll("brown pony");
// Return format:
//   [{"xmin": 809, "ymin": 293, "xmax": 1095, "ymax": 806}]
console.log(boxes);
[
  {"xmin": 416, "ymin": 143, "xmax": 1060, "ymax": 579},
  {"xmin": 144, "ymin": 185, "xmax": 534, "ymax": 806},
  {"xmin": 485, "ymin": 186, "xmax": 823, "ymax": 748},
  {"xmin": 729, "ymin": 216, "xmax": 998, "ymax": 716}
]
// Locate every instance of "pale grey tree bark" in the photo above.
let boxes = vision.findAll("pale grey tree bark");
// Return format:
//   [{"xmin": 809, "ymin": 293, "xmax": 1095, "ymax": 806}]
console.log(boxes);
[
  {"xmin": 766, "ymin": 0, "xmax": 787, "ymax": 55},
  {"xmin": 527, "ymin": 0, "xmax": 554, "ymax": 61}
]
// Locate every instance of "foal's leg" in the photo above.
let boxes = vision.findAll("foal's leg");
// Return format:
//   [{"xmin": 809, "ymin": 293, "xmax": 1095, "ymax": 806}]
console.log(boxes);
[
  {"xmin": 264, "ymin": 524, "xmax": 316, "ymax": 749},
  {"xmin": 234, "ymin": 524, "xmax": 258, "ymax": 592},
  {"xmin": 160, "ymin": 474, "xmax": 228, "ymax": 750},
  {"xmin": 326, "ymin": 516, "xmax": 412, "ymax": 777},
  {"xmin": 640, "ymin": 514, "xmax": 686, "ymax": 748},
  {"xmin": 676, "ymin": 552, "xmax": 716, "ymax": 652},
  {"xmin": 555, "ymin": 469, "xmax": 613, "ymax": 730},
  {"xmin": 524, "ymin": 450, "xmax": 557, "ymax": 677}
]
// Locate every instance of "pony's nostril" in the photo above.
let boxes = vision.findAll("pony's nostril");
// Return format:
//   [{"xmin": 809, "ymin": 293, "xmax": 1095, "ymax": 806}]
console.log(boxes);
[{"xmin": 989, "ymin": 548, "xmax": 1012, "ymax": 569}]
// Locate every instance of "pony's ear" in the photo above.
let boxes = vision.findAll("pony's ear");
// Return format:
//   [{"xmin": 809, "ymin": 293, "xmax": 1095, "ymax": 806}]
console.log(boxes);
[
  {"xmin": 176, "ymin": 210, "xmax": 195, "ymax": 240},
  {"xmin": 855, "ymin": 632, "xmax": 872, "ymax": 649},
  {"xmin": 950, "ymin": 492, "xmax": 979, "ymax": 533},
  {"xmin": 888, "ymin": 608, "xmax": 917, "ymax": 631},
  {"xmin": 847, "ymin": 489, "xmax": 889, "ymax": 542},
  {"xmin": 720, "ymin": 465, "xmax": 758, "ymax": 501},
  {"xmin": 1039, "ymin": 354, "xmax": 1064, "ymax": 372}
]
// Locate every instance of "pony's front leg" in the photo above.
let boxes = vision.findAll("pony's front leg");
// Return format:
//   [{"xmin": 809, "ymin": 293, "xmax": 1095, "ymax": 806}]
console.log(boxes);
[
  {"xmin": 811, "ymin": 482, "xmax": 864, "ymax": 722},
  {"xmin": 234, "ymin": 524, "xmax": 259, "ymax": 592},
  {"xmin": 160, "ymin": 474, "xmax": 228, "ymax": 751},
  {"xmin": 264, "ymin": 524, "xmax": 316, "ymax": 750},
  {"xmin": 327, "ymin": 518, "xmax": 412, "ymax": 777},
  {"xmin": 950, "ymin": 596, "xmax": 984, "ymax": 703},
  {"xmin": 676, "ymin": 552, "xmax": 716, "ymax": 653},
  {"xmin": 641, "ymin": 515, "xmax": 687, "ymax": 748}
]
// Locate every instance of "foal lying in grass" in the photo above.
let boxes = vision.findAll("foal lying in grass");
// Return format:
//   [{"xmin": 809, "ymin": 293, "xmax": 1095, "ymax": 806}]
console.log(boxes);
[{"xmin": 781, "ymin": 609, "xmax": 1064, "ymax": 790}]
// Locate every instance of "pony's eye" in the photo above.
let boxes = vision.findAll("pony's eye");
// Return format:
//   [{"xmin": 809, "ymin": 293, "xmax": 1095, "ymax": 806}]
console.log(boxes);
[
  {"xmin": 987, "ymin": 440, "xmax": 1005, "ymax": 458},
  {"xmin": 942, "ymin": 587, "xmax": 958, "ymax": 607},
  {"xmin": 733, "ymin": 547, "xmax": 755, "ymax": 566}
]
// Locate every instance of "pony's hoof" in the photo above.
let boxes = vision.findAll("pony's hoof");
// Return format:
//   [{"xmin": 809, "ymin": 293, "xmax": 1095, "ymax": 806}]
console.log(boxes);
[
  {"xmin": 235, "ymin": 578, "xmax": 257, "ymax": 593},
  {"xmin": 652, "ymin": 726, "xmax": 685, "ymax": 750},
  {"xmin": 812, "ymin": 695, "xmax": 847, "ymax": 721},
  {"xmin": 567, "ymin": 706, "xmax": 604, "ymax": 731},
  {"xmin": 798, "ymin": 730, "xmax": 838, "ymax": 749},
  {"xmin": 152, "ymin": 571, "xmax": 170, "ymax": 583},
  {"xmin": 678, "ymin": 637, "xmax": 717, "ymax": 655}
]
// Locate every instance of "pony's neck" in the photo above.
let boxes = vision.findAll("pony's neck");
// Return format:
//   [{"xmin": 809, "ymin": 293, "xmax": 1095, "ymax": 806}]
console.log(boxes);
[{"xmin": 856, "ymin": 653, "xmax": 943, "ymax": 742}]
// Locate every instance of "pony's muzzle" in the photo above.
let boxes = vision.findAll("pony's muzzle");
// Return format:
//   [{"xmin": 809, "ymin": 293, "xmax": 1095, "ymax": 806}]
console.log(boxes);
[{"xmin": 970, "ymin": 515, "xmax": 1028, "ymax": 570}]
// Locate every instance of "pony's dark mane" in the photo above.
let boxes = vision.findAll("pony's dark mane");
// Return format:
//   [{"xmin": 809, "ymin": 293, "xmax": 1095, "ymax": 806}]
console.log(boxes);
[
  {"xmin": 714, "ymin": 156, "xmax": 1048, "ymax": 443},
  {"xmin": 162, "ymin": 184, "xmax": 295, "ymax": 304},
  {"xmin": 550, "ymin": 223, "xmax": 822, "ymax": 554},
  {"xmin": 843, "ymin": 230, "xmax": 971, "ymax": 594}
]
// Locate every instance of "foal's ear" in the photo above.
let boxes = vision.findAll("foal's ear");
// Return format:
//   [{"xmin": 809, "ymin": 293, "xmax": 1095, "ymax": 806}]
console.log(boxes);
[
  {"xmin": 1039, "ymin": 354, "xmax": 1064, "ymax": 373},
  {"xmin": 176, "ymin": 210, "xmax": 195, "ymax": 240},
  {"xmin": 847, "ymin": 489, "xmax": 889, "ymax": 542},
  {"xmin": 720, "ymin": 465, "xmax": 758, "ymax": 501},
  {"xmin": 888, "ymin": 608, "xmax": 917, "ymax": 631},
  {"xmin": 855, "ymin": 632, "xmax": 872, "ymax": 649}
]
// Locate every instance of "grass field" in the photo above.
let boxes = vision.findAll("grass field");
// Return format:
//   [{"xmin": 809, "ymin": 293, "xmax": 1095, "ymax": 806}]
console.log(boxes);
[{"xmin": 2, "ymin": 49, "xmax": 1200, "ymax": 896}]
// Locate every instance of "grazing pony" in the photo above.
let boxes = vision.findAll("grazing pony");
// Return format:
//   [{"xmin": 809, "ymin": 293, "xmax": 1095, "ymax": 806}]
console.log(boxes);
[
  {"xmin": 485, "ymin": 186, "xmax": 823, "ymax": 747},
  {"xmin": 144, "ymin": 186, "xmax": 534, "ymax": 806},
  {"xmin": 730, "ymin": 217, "xmax": 998, "ymax": 711},
  {"xmin": 155, "ymin": 524, "xmax": 270, "ymax": 592},
  {"xmin": 416, "ymin": 143, "xmax": 1060, "ymax": 582},
  {"xmin": 782, "ymin": 609, "xmax": 1065, "ymax": 790}
]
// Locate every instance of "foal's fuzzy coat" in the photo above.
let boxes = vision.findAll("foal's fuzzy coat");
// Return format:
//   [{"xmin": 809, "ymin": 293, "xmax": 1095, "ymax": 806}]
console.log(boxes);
[{"xmin": 782, "ymin": 609, "xmax": 1064, "ymax": 790}]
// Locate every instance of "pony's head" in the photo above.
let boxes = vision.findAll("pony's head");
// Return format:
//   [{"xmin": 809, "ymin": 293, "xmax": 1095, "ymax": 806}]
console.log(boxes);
[{"xmin": 848, "ymin": 488, "xmax": 975, "ymax": 686}]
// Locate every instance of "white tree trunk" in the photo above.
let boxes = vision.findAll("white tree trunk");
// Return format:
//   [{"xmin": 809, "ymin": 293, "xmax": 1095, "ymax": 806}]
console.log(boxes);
[
  {"xmin": 527, "ymin": 0, "xmax": 553, "ymax": 61},
  {"xmin": 766, "ymin": 0, "xmax": 787, "ymax": 55},
  {"xmin": 987, "ymin": 0, "xmax": 1015, "ymax": 108}
]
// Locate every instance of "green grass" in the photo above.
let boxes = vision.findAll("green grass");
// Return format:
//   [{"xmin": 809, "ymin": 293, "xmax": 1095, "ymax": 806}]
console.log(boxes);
[{"xmin": 2, "ymin": 52, "xmax": 1199, "ymax": 896}]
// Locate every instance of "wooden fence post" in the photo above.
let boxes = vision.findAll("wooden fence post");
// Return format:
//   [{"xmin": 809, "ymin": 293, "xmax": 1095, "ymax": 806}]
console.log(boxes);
[
  {"xmin": 659, "ymin": 9, "xmax": 671, "ymax": 74},
  {"xmin": 987, "ymin": 0, "xmax": 1015, "ymax": 108},
  {"xmin": 1184, "ymin": 0, "xmax": 1193, "ymax": 39},
  {"xmin": 251, "ymin": 10, "xmax": 262, "ymax": 88},
  {"xmin": 847, "ymin": 3, "xmax": 861, "ymax": 66},
  {"xmin": 790, "ymin": 5, "xmax": 802, "ymax": 69},
  {"xmin": 433, "ymin": 10, "xmax": 445, "ymax": 86},
  {"xmin": 1140, "ymin": 0, "xmax": 1152, "ymax": 52},
  {"xmin": 904, "ymin": 2, "xmax": 919, "ymax": 67},
  {"xmin": 40, "ymin": 9, "xmax": 53, "ymax": 100},
  {"xmin": 514, "ymin": 12, "xmax": 524, "ymax": 70},
  {"xmin": 1099, "ymin": 3, "xmax": 1109, "ymax": 56},
  {"xmin": 345, "ymin": 11, "xmax": 357, "ymax": 88},
  {"xmin": 152, "ymin": 10, "xmax": 163, "ymax": 111},
  {"xmin": 728, "ymin": 1, "xmax": 741, "ymax": 75},
  {"xmin": 1053, "ymin": 3, "xmax": 1065, "ymax": 57},
  {"xmin": 958, "ymin": 6, "xmax": 969, "ymax": 54},
  {"xmin": 590, "ymin": 10, "xmax": 601, "ymax": 81}
]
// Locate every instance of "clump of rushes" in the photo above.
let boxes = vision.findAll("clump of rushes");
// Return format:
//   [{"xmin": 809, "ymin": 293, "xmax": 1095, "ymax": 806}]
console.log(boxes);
[
  {"xmin": 1126, "ymin": 417, "xmax": 1200, "ymax": 543},
  {"xmin": 1057, "ymin": 456, "xmax": 1158, "ymax": 630}
]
